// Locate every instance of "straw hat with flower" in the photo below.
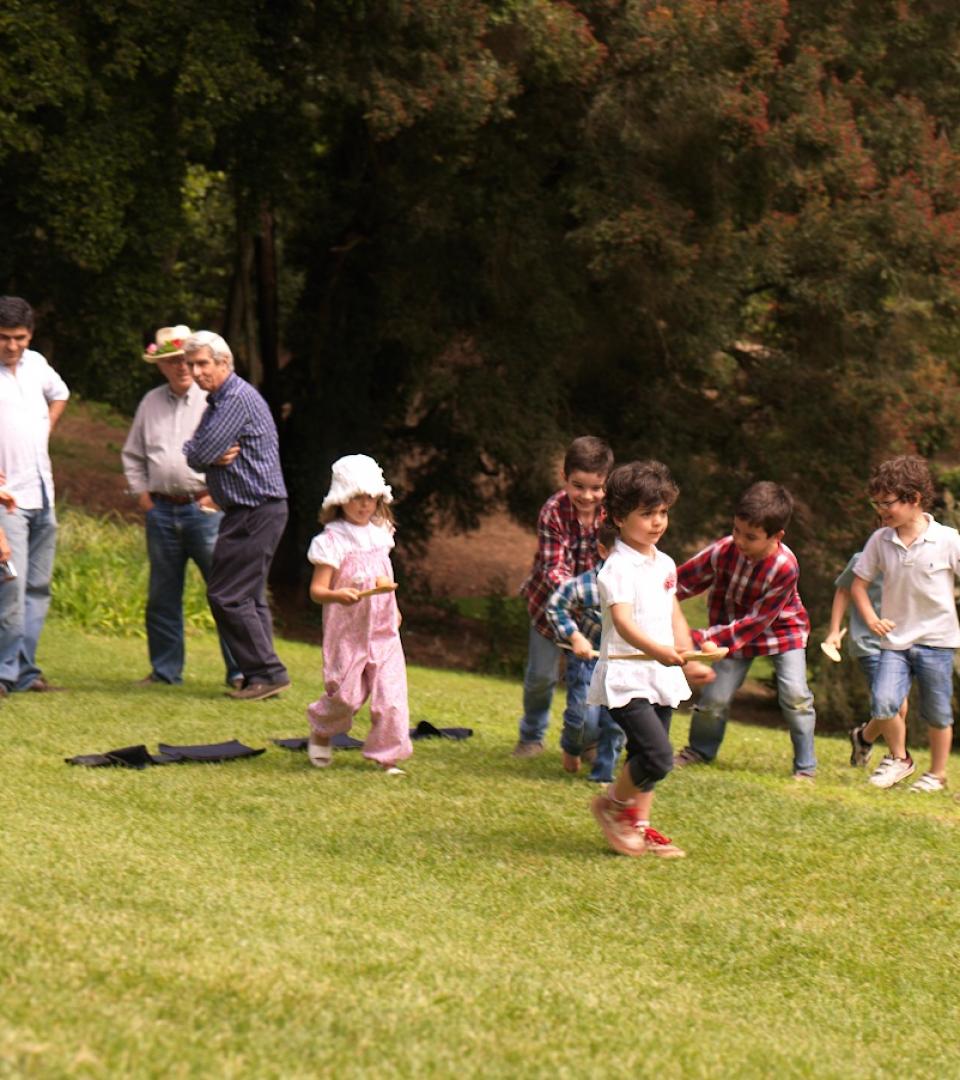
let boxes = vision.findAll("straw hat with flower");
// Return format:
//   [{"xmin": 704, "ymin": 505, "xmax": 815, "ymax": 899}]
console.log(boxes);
[{"xmin": 143, "ymin": 325, "xmax": 191, "ymax": 363}]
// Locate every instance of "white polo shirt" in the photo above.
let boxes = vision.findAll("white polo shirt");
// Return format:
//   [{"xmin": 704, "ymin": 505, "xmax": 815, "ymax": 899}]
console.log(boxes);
[
  {"xmin": 0, "ymin": 348, "xmax": 70, "ymax": 509},
  {"xmin": 587, "ymin": 539, "xmax": 691, "ymax": 710},
  {"xmin": 854, "ymin": 515, "xmax": 960, "ymax": 649}
]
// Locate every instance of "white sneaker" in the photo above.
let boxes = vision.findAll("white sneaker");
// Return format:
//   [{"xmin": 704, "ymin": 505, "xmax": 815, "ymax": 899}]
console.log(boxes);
[{"xmin": 867, "ymin": 754, "xmax": 915, "ymax": 789}]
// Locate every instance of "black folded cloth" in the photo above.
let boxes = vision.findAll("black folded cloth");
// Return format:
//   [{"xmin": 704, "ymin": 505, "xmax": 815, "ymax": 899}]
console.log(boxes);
[
  {"xmin": 65, "ymin": 744, "xmax": 179, "ymax": 769},
  {"xmin": 66, "ymin": 740, "xmax": 265, "ymax": 767},
  {"xmin": 157, "ymin": 740, "xmax": 265, "ymax": 762},
  {"xmin": 410, "ymin": 720, "xmax": 473, "ymax": 740},
  {"xmin": 273, "ymin": 734, "xmax": 364, "ymax": 751}
]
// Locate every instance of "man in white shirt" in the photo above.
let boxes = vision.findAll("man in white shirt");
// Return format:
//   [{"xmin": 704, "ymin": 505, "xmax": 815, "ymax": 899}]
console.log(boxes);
[
  {"xmin": 121, "ymin": 327, "xmax": 240, "ymax": 687},
  {"xmin": 0, "ymin": 296, "xmax": 69, "ymax": 694}
]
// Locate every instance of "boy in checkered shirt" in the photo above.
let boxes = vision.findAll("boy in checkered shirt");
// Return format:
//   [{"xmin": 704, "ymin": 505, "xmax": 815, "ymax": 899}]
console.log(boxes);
[
  {"xmin": 673, "ymin": 481, "xmax": 817, "ymax": 779},
  {"xmin": 512, "ymin": 436, "xmax": 613, "ymax": 760},
  {"xmin": 544, "ymin": 520, "xmax": 625, "ymax": 781}
]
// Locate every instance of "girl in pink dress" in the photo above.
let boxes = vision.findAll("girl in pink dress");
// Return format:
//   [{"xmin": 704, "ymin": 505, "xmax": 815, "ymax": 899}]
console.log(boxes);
[{"xmin": 306, "ymin": 454, "xmax": 412, "ymax": 774}]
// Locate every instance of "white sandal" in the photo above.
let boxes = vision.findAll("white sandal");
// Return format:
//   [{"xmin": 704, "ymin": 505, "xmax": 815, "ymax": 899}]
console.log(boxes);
[
  {"xmin": 909, "ymin": 772, "xmax": 946, "ymax": 793},
  {"xmin": 307, "ymin": 738, "xmax": 333, "ymax": 768}
]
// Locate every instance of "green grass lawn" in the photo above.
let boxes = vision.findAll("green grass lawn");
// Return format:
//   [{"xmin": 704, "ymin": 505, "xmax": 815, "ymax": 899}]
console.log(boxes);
[{"xmin": 3, "ymin": 622, "xmax": 960, "ymax": 1078}]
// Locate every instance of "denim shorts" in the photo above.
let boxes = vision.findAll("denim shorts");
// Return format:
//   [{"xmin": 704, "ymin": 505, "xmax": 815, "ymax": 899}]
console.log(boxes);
[
  {"xmin": 871, "ymin": 646, "xmax": 956, "ymax": 729},
  {"xmin": 856, "ymin": 653, "xmax": 880, "ymax": 685}
]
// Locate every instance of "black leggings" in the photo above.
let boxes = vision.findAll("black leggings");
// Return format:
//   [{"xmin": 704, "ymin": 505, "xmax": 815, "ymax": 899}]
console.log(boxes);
[{"xmin": 609, "ymin": 698, "xmax": 673, "ymax": 792}]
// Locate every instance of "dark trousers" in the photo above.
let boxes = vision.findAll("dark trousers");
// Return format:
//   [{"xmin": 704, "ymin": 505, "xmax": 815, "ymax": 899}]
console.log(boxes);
[
  {"xmin": 206, "ymin": 500, "xmax": 289, "ymax": 684},
  {"xmin": 610, "ymin": 698, "xmax": 674, "ymax": 792}
]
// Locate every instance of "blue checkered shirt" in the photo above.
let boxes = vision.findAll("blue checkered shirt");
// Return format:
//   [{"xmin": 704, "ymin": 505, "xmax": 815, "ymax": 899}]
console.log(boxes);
[
  {"xmin": 183, "ymin": 372, "xmax": 287, "ymax": 509},
  {"xmin": 545, "ymin": 564, "xmax": 602, "ymax": 649}
]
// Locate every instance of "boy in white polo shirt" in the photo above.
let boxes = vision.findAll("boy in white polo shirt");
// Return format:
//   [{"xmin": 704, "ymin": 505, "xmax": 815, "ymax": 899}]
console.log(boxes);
[{"xmin": 851, "ymin": 455, "xmax": 960, "ymax": 792}]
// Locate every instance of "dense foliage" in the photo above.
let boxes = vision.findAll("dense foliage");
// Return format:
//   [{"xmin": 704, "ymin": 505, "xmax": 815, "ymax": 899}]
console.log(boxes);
[{"xmin": 4, "ymin": 1, "xmax": 960, "ymax": 606}]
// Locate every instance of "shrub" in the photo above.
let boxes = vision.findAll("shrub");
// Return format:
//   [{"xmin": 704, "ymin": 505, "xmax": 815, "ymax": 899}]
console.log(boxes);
[{"xmin": 51, "ymin": 506, "xmax": 215, "ymax": 636}]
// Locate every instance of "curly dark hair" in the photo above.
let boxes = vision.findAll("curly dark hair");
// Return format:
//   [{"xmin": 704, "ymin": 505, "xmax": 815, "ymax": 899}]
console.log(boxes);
[
  {"xmin": 735, "ymin": 482, "xmax": 794, "ymax": 535},
  {"xmin": 868, "ymin": 455, "xmax": 934, "ymax": 511},
  {"xmin": 604, "ymin": 460, "xmax": 678, "ymax": 524}
]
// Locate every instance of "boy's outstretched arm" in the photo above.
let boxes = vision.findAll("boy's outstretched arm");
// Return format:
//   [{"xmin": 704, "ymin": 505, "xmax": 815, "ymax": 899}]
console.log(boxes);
[
  {"xmin": 676, "ymin": 542, "xmax": 717, "ymax": 601},
  {"xmin": 824, "ymin": 586, "xmax": 851, "ymax": 649},
  {"xmin": 692, "ymin": 566, "xmax": 795, "ymax": 652},
  {"xmin": 850, "ymin": 575, "xmax": 895, "ymax": 638}
]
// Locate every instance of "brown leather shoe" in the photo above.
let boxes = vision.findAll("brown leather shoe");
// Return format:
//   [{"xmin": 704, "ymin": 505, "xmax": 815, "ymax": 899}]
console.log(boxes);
[
  {"xmin": 27, "ymin": 677, "xmax": 66, "ymax": 692},
  {"xmin": 227, "ymin": 680, "xmax": 291, "ymax": 701}
]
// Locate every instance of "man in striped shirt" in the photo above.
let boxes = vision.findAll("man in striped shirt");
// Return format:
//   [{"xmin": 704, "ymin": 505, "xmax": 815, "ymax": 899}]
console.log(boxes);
[
  {"xmin": 673, "ymin": 482, "xmax": 817, "ymax": 778},
  {"xmin": 182, "ymin": 332, "xmax": 290, "ymax": 701}
]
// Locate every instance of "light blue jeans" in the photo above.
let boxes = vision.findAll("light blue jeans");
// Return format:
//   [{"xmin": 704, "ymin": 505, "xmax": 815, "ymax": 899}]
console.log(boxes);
[
  {"xmin": 871, "ymin": 646, "xmax": 955, "ymax": 728},
  {"xmin": 518, "ymin": 626, "xmax": 598, "ymax": 747},
  {"xmin": 145, "ymin": 501, "xmax": 240, "ymax": 685},
  {"xmin": 686, "ymin": 650, "xmax": 817, "ymax": 773},
  {"xmin": 0, "ymin": 498, "xmax": 58, "ymax": 691}
]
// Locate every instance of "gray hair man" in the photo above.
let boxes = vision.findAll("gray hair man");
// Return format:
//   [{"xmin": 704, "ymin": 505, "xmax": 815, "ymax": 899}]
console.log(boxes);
[{"xmin": 182, "ymin": 331, "xmax": 290, "ymax": 700}]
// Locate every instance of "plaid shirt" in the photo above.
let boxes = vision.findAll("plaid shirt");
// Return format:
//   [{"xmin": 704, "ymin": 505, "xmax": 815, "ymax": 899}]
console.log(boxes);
[
  {"xmin": 677, "ymin": 536, "xmax": 810, "ymax": 657},
  {"xmin": 183, "ymin": 372, "xmax": 287, "ymax": 509},
  {"xmin": 545, "ymin": 565, "xmax": 602, "ymax": 649},
  {"xmin": 521, "ymin": 490, "xmax": 600, "ymax": 637}
]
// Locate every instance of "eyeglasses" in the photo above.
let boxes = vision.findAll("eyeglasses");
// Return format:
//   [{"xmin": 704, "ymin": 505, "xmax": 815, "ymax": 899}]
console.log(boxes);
[{"xmin": 869, "ymin": 498, "xmax": 901, "ymax": 511}]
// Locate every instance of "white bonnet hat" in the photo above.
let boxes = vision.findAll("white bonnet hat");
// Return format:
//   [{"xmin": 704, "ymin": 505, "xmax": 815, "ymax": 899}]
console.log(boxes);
[{"xmin": 322, "ymin": 454, "xmax": 393, "ymax": 511}]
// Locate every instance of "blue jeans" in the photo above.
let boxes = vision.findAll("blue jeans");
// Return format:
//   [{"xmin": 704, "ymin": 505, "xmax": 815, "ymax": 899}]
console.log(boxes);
[
  {"xmin": 560, "ymin": 655, "xmax": 602, "ymax": 756},
  {"xmin": 0, "ymin": 499, "xmax": 57, "ymax": 691},
  {"xmin": 590, "ymin": 708, "xmax": 625, "ymax": 783},
  {"xmin": 872, "ymin": 646, "xmax": 955, "ymax": 728},
  {"xmin": 145, "ymin": 501, "xmax": 240, "ymax": 685},
  {"xmin": 686, "ymin": 650, "xmax": 817, "ymax": 773},
  {"xmin": 517, "ymin": 626, "xmax": 562, "ymax": 744}
]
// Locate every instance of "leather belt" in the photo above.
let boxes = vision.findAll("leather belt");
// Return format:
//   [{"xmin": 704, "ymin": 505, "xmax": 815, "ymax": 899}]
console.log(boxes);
[{"xmin": 150, "ymin": 491, "xmax": 208, "ymax": 505}]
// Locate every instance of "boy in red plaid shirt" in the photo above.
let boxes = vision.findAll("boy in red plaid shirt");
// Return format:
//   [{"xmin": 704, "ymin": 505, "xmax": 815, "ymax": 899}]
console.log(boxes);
[
  {"xmin": 512, "ymin": 436, "xmax": 614, "ymax": 759},
  {"xmin": 673, "ymin": 481, "xmax": 817, "ymax": 778}
]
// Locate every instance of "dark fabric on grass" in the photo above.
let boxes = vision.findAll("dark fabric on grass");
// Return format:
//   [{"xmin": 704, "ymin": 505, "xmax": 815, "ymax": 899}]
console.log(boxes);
[
  {"xmin": 67, "ymin": 740, "xmax": 264, "ymax": 767},
  {"xmin": 157, "ymin": 740, "xmax": 265, "ymax": 761},
  {"xmin": 410, "ymin": 720, "xmax": 473, "ymax": 740},
  {"xmin": 65, "ymin": 744, "xmax": 178, "ymax": 768},
  {"xmin": 273, "ymin": 734, "xmax": 364, "ymax": 751}
]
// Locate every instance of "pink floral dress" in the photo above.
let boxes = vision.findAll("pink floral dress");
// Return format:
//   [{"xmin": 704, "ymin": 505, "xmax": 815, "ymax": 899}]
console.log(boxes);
[{"xmin": 306, "ymin": 520, "xmax": 412, "ymax": 766}]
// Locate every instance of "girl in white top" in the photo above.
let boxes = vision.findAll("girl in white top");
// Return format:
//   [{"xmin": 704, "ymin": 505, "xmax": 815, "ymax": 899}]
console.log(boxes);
[
  {"xmin": 587, "ymin": 461, "xmax": 716, "ymax": 858},
  {"xmin": 306, "ymin": 455, "xmax": 412, "ymax": 774}
]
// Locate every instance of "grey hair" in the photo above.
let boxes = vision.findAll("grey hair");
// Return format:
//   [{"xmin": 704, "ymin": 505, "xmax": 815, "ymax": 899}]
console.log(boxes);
[{"xmin": 184, "ymin": 330, "xmax": 234, "ymax": 369}]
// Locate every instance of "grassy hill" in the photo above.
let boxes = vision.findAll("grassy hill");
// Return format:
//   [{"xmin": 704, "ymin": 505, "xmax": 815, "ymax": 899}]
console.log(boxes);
[{"xmin": 2, "ymin": 623, "xmax": 959, "ymax": 1077}]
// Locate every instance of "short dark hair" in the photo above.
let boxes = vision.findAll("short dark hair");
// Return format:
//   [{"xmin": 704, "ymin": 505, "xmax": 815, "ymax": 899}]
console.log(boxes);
[
  {"xmin": 597, "ymin": 520, "xmax": 619, "ymax": 551},
  {"xmin": 563, "ymin": 436, "xmax": 614, "ymax": 479},
  {"xmin": 0, "ymin": 296, "xmax": 34, "ymax": 331},
  {"xmin": 735, "ymin": 481, "xmax": 793, "ymax": 535},
  {"xmin": 868, "ymin": 455, "xmax": 934, "ymax": 511},
  {"xmin": 604, "ymin": 460, "xmax": 678, "ymax": 524}
]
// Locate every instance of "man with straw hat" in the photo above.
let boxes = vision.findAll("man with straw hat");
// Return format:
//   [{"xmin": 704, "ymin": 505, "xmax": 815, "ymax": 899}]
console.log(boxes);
[{"xmin": 121, "ymin": 326, "xmax": 242, "ymax": 688}]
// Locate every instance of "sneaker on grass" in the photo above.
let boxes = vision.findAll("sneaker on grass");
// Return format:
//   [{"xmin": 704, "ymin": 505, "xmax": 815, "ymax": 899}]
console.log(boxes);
[
  {"xmin": 908, "ymin": 772, "xmax": 947, "ymax": 793},
  {"xmin": 590, "ymin": 795, "xmax": 644, "ymax": 856},
  {"xmin": 511, "ymin": 740, "xmax": 544, "ymax": 759},
  {"xmin": 867, "ymin": 754, "xmax": 915, "ymax": 789},
  {"xmin": 641, "ymin": 827, "xmax": 686, "ymax": 858},
  {"xmin": 848, "ymin": 723, "xmax": 873, "ymax": 768}
]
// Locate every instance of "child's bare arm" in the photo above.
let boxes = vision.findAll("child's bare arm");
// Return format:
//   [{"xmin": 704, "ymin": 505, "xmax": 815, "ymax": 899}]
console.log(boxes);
[
  {"xmin": 309, "ymin": 563, "xmax": 361, "ymax": 606},
  {"xmin": 825, "ymin": 587, "xmax": 851, "ymax": 648},
  {"xmin": 850, "ymin": 575, "xmax": 895, "ymax": 637},
  {"xmin": 610, "ymin": 603, "xmax": 685, "ymax": 666}
]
